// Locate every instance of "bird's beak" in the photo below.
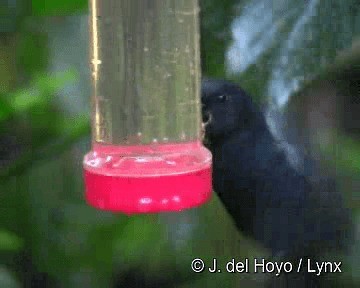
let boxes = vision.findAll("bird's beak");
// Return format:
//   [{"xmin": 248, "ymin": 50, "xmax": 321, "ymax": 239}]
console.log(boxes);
[
  {"xmin": 201, "ymin": 122, "xmax": 206, "ymax": 140},
  {"xmin": 201, "ymin": 118, "xmax": 212, "ymax": 147}
]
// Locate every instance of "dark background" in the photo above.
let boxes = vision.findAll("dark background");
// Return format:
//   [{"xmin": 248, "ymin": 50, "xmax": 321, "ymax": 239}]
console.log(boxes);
[{"xmin": 0, "ymin": 0, "xmax": 359, "ymax": 287}]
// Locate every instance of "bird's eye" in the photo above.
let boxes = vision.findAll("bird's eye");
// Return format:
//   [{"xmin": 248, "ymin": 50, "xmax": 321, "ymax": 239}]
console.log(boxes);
[{"xmin": 217, "ymin": 94, "xmax": 228, "ymax": 103}]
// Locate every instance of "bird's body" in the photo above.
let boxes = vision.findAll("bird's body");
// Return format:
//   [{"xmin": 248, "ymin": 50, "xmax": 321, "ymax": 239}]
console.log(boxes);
[{"xmin": 201, "ymin": 79, "xmax": 353, "ymax": 287}]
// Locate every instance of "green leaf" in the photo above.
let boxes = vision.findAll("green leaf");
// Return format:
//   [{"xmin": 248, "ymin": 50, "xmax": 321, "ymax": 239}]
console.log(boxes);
[
  {"xmin": 32, "ymin": 0, "xmax": 88, "ymax": 16},
  {"xmin": 0, "ymin": 230, "xmax": 23, "ymax": 252},
  {"xmin": 319, "ymin": 132, "xmax": 360, "ymax": 172},
  {"xmin": 10, "ymin": 70, "xmax": 78, "ymax": 111},
  {"xmin": 0, "ymin": 70, "xmax": 78, "ymax": 125}
]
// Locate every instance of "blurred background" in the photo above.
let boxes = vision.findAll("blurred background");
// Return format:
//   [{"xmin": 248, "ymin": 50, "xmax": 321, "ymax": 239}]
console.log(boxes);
[{"xmin": 0, "ymin": 0, "xmax": 359, "ymax": 287}]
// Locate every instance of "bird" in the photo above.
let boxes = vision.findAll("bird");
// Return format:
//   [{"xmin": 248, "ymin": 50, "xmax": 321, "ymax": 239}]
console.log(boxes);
[{"xmin": 201, "ymin": 78, "xmax": 353, "ymax": 287}]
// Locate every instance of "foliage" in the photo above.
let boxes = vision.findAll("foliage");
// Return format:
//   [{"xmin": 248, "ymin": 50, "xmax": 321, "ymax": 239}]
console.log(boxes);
[
  {"xmin": 32, "ymin": 0, "xmax": 87, "ymax": 16},
  {"xmin": 0, "ymin": 0, "xmax": 359, "ymax": 287},
  {"xmin": 0, "ymin": 230, "xmax": 23, "ymax": 252}
]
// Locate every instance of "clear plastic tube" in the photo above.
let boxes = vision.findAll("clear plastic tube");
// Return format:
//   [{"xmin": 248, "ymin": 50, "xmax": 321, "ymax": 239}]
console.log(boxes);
[
  {"xmin": 90, "ymin": 0, "xmax": 201, "ymax": 144},
  {"xmin": 83, "ymin": 0, "xmax": 212, "ymax": 214}
]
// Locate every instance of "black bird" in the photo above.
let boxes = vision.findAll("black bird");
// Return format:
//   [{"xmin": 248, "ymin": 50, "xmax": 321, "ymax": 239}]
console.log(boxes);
[{"xmin": 201, "ymin": 78, "xmax": 353, "ymax": 287}]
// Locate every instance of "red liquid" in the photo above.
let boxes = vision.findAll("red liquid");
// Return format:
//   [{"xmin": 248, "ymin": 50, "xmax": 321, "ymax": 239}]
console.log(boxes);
[{"xmin": 83, "ymin": 141, "xmax": 212, "ymax": 215}]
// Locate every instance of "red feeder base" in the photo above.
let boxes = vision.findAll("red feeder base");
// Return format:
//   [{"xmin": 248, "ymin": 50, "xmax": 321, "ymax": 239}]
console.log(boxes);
[{"xmin": 83, "ymin": 141, "xmax": 212, "ymax": 215}]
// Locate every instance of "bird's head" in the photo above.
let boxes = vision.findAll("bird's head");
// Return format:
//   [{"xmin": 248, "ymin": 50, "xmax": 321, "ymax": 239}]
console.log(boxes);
[{"xmin": 201, "ymin": 78, "xmax": 261, "ymax": 146}]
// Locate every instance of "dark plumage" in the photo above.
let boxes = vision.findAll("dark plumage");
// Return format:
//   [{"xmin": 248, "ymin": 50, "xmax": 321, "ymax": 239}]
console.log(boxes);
[{"xmin": 201, "ymin": 78, "xmax": 353, "ymax": 287}]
